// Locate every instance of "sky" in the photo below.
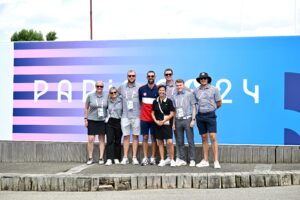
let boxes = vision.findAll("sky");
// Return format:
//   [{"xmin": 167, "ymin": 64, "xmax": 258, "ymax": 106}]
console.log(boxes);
[{"xmin": 0, "ymin": 0, "xmax": 299, "ymax": 42}]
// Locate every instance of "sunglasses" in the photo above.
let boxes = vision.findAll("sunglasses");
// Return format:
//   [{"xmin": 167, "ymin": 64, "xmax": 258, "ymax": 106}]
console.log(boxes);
[
  {"xmin": 96, "ymin": 85, "xmax": 104, "ymax": 88},
  {"xmin": 147, "ymin": 75, "xmax": 155, "ymax": 78},
  {"xmin": 110, "ymin": 91, "xmax": 117, "ymax": 94},
  {"xmin": 200, "ymin": 78, "xmax": 207, "ymax": 80},
  {"xmin": 164, "ymin": 73, "xmax": 172, "ymax": 76},
  {"xmin": 128, "ymin": 75, "xmax": 136, "ymax": 77}
]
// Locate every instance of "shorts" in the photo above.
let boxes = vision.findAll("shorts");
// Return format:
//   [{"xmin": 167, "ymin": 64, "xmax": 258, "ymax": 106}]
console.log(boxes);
[
  {"xmin": 121, "ymin": 118, "xmax": 140, "ymax": 136},
  {"xmin": 196, "ymin": 111, "xmax": 217, "ymax": 135},
  {"xmin": 140, "ymin": 120, "xmax": 155, "ymax": 136},
  {"xmin": 87, "ymin": 120, "xmax": 106, "ymax": 135},
  {"xmin": 154, "ymin": 125, "xmax": 173, "ymax": 140}
]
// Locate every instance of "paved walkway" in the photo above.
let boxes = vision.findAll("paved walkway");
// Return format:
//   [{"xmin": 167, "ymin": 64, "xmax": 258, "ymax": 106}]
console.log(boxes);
[{"xmin": 0, "ymin": 162, "xmax": 300, "ymax": 191}]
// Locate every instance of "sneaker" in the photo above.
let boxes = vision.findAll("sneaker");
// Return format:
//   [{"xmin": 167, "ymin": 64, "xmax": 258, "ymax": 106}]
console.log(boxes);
[
  {"xmin": 189, "ymin": 160, "xmax": 196, "ymax": 167},
  {"xmin": 150, "ymin": 157, "xmax": 156, "ymax": 165},
  {"xmin": 132, "ymin": 157, "xmax": 139, "ymax": 165},
  {"xmin": 99, "ymin": 159, "xmax": 104, "ymax": 165},
  {"xmin": 105, "ymin": 159, "xmax": 112, "ymax": 166},
  {"xmin": 86, "ymin": 158, "xmax": 93, "ymax": 165},
  {"xmin": 196, "ymin": 159, "xmax": 209, "ymax": 168},
  {"xmin": 214, "ymin": 161, "xmax": 221, "ymax": 169},
  {"xmin": 158, "ymin": 160, "xmax": 165, "ymax": 167},
  {"xmin": 164, "ymin": 157, "xmax": 171, "ymax": 165},
  {"xmin": 141, "ymin": 157, "xmax": 149, "ymax": 166},
  {"xmin": 176, "ymin": 159, "xmax": 187, "ymax": 166},
  {"xmin": 114, "ymin": 159, "xmax": 120, "ymax": 165},
  {"xmin": 121, "ymin": 157, "xmax": 129, "ymax": 165},
  {"xmin": 170, "ymin": 160, "xmax": 176, "ymax": 167}
]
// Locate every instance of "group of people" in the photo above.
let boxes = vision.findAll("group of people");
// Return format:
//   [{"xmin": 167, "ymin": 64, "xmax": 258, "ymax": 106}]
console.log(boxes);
[{"xmin": 84, "ymin": 68, "xmax": 222, "ymax": 168}]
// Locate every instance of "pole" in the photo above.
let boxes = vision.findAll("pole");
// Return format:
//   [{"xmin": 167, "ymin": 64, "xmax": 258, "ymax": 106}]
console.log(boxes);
[{"xmin": 90, "ymin": 0, "xmax": 93, "ymax": 40}]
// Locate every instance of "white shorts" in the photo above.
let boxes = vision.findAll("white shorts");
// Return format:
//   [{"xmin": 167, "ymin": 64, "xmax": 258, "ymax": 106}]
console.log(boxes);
[{"xmin": 121, "ymin": 118, "xmax": 140, "ymax": 136}]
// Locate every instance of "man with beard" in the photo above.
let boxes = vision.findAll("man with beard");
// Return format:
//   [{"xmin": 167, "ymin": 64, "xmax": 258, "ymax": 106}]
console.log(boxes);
[
  {"xmin": 118, "ymin": 70, "xmax": 141, "ymax": 165},
  {"xmin": 139, "ymin": 71, "xmax": 158, "ymax": 166}
]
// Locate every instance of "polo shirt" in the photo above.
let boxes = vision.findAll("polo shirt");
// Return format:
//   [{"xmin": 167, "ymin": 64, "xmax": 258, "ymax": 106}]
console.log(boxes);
[
  {"xmin": 152, "ymin": 97, "xmax": 175, "ymax": 124},
  {"xmin": 172, "ymin": 90, "xmax": 196, "ymax": 119},
  {"xmin": 118, "ymin": 83, "xmax": 140, "ymax": 119},
  {"xmin": 193, "ymin": 84, "xmax": 221, "ymax": 113},
  {"xmin": 85, "ymin": 92, "xmax": 108, "ymax": 121},
  {"xmin": 138, "ymin": 84, "xmax": 158, "ymax": 122}
]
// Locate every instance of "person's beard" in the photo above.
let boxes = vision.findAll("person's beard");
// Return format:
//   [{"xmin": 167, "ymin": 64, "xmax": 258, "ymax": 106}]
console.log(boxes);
[
  {"xmin": 128, "ymin": 79, "xmax": 135, "ymax": 84},
  {"xmin": 148, "ymin": 79, "xmax": 154, "ymax": 85}
]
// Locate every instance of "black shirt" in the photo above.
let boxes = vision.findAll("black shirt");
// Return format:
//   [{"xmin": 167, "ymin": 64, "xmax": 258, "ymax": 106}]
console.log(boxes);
[{"xmin": 152, "ymin": 97, "xmax": 175, "ymax": 124}]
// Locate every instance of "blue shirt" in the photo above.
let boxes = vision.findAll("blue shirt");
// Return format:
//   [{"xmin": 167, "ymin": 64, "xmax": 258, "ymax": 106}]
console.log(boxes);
[{"xmin": 193, "ymin": 84, "xmax": 221, "ymax": 113}]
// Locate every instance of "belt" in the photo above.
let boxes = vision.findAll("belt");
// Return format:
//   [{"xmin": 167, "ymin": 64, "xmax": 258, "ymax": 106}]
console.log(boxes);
[{"xmin": 176, "ymin": 115, "xmax": 192, "ymax": 120}]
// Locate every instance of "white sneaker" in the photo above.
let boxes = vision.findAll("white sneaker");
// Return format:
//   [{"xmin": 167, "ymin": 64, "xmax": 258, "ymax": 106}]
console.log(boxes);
[
  {"xmin": 150, "ymin": 157, "xmax": 156, "ymax": 165},
  {"xmin": 164, "ymin": 157, "xmax": 171, "ymax": 165},
  {"xmin": 158, "ymin": 160, "xmax": 165, "ymax": 167},
  {"xmin": 176, "ymin": 159, "xmax": 187, "ymax": 166},
  {"xmin": 132, "ymin": 157, "xmax": 139, "ymax": 165},
  {"xmin": 121, "ymin": 157, "xmax": 129, "ymax": 165},
  {"xmin": 214, "ymin": 161, "xmax": 221, "ymax": 169},
  {"xmin": 105, "ymin": 159, "xmax": 112, "ymax": 166},
  {"xmin": 99, "ymin": 159, "xmax": 104, "ymax": 165},
  {"xmin": 196, "ymin": 159, "xmax": 209, "ymax": 168},
  {"xmin": 86, "ymin": 158, "xmax": 93, "ymax": 165},
  {"xmin": 141, "ymin": 157, "xmax": 149, "ymax": 166},
  {"xmin": 189, "ymin": 160, "xmax": 196, "ymax": 167},
  {"xmin": 114, "ymin": 159, "xmax": 120, "ymax": 165},
  {"xmin": 170, "ymin": 160, "xmax": 176, "ymax": 167}
]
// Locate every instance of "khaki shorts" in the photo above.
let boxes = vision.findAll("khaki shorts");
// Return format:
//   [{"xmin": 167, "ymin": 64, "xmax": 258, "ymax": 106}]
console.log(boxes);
[{"xmin": 121, "ymin": 118, "xmax": 140, "ymax": 136}]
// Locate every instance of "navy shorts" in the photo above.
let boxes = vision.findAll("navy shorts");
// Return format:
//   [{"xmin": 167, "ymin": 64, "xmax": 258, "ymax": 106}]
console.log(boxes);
[
  {"xmin": 196, "ymin": 111, "xmax": 217, "ymax": 135},
  {"xmin": 140, "ymin": 120, "xmax": 155, "ymax": 136}
]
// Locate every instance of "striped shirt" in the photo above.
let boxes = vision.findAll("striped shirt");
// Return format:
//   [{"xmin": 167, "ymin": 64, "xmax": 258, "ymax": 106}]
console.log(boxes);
[
  {"xmin": 193, "ymin": 84, "xmax": 221, "ymax": 113},
  {"xmin": 85, "ymin": 92, "xmax": 108, "ymax": 121},
  {"xmin": 138, "ymin": 84, "xmax": 158, "ymax": 122}
]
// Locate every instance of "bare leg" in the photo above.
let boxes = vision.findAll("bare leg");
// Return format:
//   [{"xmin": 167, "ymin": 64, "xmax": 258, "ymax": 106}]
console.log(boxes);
[
  {"xmin": 166, "ymin": 139, "xmax": 174, "ymax": 160},
  {"xmin": 142, "ymin": 134, "xmax": 148, "ymax": 158},
  {"xmin": 157, "ymin": 139, "xmax": 164, "ymax": 160},
  {"xmin": 151, "ymin": 134, "xmax": 157, "ymax": 158},
  {"xmin": 123, "ymin": 135, "xmax": 130, "ymax": 158},
  {"xmin": 210, "ymin": 133, "xmax": 219, "ymax": 161},
  {"xmin": 87, "ymin": 135, "xmax": 95, "ymax": 158},
  {"xmin": 201, "ymin": 134, "xmax": 209, "ymax": 161},
  {"xmin": 132, "ymin": 135, "xmax": 139, "ymax": 157}
]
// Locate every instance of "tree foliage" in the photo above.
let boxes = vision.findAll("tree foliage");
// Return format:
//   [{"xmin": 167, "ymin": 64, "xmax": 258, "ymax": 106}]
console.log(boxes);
[
  {"xmin": 11, "ymin": 29, "xmax": 58, "ymax": 41},
  {"xmin": 46, "ymin": 31, "xmax": 58, "ymax": 41},
  {"xmin": 11, "ymin": 29, "xmax": 44, "ymax": 41}
]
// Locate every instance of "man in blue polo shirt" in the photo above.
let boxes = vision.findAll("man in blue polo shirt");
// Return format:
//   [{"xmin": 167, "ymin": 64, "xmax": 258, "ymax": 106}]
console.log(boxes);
[
  {"xmin": 194, "ymin": 72, "xmax": 222, "ymax": 169},
  {"xmin": 139, "ymin": 70, "xmax": 158, "ymax": 166}
]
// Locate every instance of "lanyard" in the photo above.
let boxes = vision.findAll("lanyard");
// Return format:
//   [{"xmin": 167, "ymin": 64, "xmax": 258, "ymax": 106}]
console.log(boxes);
[
  {"xmin": 125, "ymin": 90, "xmax": 135, "ymax": 99},
  {"xmin": 96, "ymin": 96, "xmax": 103, "ymax": 107},
  {"xmin": 175, "ymin": 94, "xmax": 184, "ymax": 107},
  {"xmin": 157, "ymin": 97, "xmax": 166, "ymax": 115}
]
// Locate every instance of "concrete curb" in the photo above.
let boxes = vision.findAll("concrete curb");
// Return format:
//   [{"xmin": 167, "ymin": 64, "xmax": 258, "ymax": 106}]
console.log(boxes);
[{"xmin": 1, "ymin": 170, "xmax": 299, "ymax": 191}]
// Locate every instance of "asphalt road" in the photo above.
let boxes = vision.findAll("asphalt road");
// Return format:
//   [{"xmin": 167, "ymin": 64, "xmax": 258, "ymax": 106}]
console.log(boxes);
[{"xmin": 1, "ymin": 186, "xmax": 300, "ymax": 200}]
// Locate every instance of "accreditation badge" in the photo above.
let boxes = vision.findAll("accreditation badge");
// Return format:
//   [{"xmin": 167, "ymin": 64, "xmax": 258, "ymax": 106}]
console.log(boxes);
[
  {"xmin": 177, "ymin": 107, "xmax": 184, "ymax": 118},
  {"xmin": 97, "ymin": 108, "xmax": 104, "ymax": 118},
  {"xmin": 127, "ymin": 100, "xmax": 134, "ymax": 110}
]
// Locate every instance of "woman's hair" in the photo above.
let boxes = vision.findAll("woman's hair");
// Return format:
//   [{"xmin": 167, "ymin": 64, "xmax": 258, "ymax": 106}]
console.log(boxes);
[
  {"xmin": 158, "ymin": 85, "xmax": 166, "ymax": 91},
  {"xmin": 108, "ymin": 86, "xmax": 119, "ymax": 98}
]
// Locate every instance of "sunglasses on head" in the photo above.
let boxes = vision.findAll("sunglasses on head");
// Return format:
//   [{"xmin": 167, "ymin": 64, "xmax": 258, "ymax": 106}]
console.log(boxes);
[
  {"xmin": 96, "ymin": 85, "xmax": 104, "ymax": 88},
  {"xmin": 128, "ymin": 75, "xmax": 136, "ymax": 77},
  {"xmin": 110, "ymin": 91, "xmax": 117, "ymax": 94},
  {"xmin": 164, "ymin": 73, "xmax": 172, "ymax": 76}
]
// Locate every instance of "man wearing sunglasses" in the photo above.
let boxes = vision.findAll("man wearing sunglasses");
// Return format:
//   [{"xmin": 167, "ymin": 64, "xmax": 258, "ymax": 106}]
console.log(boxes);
[
  {"xmin": 194, "ymin": 72, "xmax": 222, "ymax": 169},
  {"xmin": 139, "ymin": 71, "xmax": 158, "ymax": 166},
  {"xmin": 118, "ymin": 70, "xmax": 141, "ymax": 165}
]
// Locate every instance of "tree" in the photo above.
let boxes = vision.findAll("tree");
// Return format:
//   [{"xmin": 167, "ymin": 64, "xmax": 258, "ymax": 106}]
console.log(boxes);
[
  {"xmin": 46, "ymin": 31, "xmax": 58, "ymax": 41},
  {"xmin": 11, "ymin": 29, "xmax": 44, "ymax": 41}
]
